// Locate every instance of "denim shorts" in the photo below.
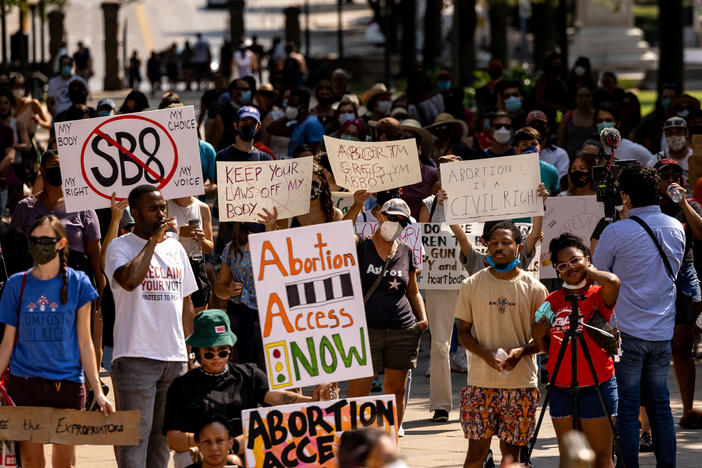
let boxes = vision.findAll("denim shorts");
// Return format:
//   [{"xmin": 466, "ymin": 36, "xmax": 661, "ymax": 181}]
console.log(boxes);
[
  {"xmin": 549, "ymin": 375, "xmax": 618, "ymax": 419},
  {"xmin": 677, "ymin": 260, "xmax": 701, "ymax": 303}
]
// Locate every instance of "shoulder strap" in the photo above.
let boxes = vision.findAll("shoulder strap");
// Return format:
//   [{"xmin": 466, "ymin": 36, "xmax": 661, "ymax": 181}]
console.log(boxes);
[
  {"xmin": 629, "ymin": 215, "xmax": 675, "ymax": 280},
  {"xmin": 363, "ymin": 240, "xmax": 398, "ymax": 304},
  {"xmin": 15, "ymin": 271, "xmax": 28, "ymax": 346},
  {"xmin": 428, "ymin": 196, "xmax": 439, "ymax": 222}
]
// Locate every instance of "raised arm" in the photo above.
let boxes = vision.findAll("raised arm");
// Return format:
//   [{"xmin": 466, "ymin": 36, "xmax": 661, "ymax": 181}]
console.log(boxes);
[{"xmin": 343, "ymin": 190, "xmax": 370, "ymax": 225}]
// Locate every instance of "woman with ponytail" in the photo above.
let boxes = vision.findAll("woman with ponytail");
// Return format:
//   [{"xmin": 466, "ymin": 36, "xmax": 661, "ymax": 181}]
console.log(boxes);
[{"xmin": 0, "ymin": 214, "xmax": 113, "ymax": 467}]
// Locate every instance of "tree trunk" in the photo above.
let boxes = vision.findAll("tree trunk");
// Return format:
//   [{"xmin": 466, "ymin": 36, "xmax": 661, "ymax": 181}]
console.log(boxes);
[
  {"xmin": 401, "ymin": 0, "xmax": 417, "ymax": 77},
  {"xmin": 658, "ymin": 0, "xmax": 683, "ymax": 93},
  {"xmin": 453, "ymin": 0, "xmax": 476, "ymax": 87},
  {"xmin": 488, "ymin": 0, "xmax": 508, "ymax": 64},
  {"xmin": 531, "ymin": 0, "xmax": 554, "ymax": 72},
  {"xmin": 423, "ymin": 0, "xmax": 443, "ymax": 68}
]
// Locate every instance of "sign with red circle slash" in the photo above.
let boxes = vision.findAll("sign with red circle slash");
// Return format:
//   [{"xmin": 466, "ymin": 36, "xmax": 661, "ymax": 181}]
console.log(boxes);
[{"xmin": 56, "ymin": 106, "xmax": 203, "ymax": 213}]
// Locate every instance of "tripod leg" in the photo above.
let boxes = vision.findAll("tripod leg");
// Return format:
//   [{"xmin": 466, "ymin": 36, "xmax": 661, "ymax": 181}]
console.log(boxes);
[
  {"xmin": 527, "ymin": 332, "xmax": 574, "ymax": 462},
  {"xmin": 577, "ymin": 332, "xmax": 626, "ymax": 468}
]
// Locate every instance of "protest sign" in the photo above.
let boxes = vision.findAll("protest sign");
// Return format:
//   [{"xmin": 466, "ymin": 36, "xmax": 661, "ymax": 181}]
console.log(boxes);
[
  {"xmin": 416, "ymin": 223, "xmax": 467, "ymax": 289},
  {"xmin": 0, "ymin": 407, "xmax": 140, "ymax": 445},
  {"xmin": 243, "ymin": 395, "xmax": 397, "ymax": 468},
  {"xmin": 441, "ymin": 153, "xmax": 543, "ymax": 223},
  {"xmin": 539, "ymin": 196, "xmax": 603, "ymax": 279},
  {"xmin": 323, "ymin": 135, "xmax": 422, "ymax": 191},
  {"xmin": 331, "ymin": 191, "xmax": 355, "ymax": 216},
  {"xmin": 355, "ymin": 221, "xmax": 423, "ymax": 269},
  {"xmin": 217, "ymin": 157, "xmax": 313, "ymax": 222},
  {"xmin": 56, "ymin": 106, "xmax": 203, "ymax": 213},
  {"xmin": 249, "ymin": 221, "xmax": 372, "ymax": 390}
]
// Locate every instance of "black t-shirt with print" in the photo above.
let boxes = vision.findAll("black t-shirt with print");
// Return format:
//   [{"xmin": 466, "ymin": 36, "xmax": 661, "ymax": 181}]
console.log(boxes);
[
  {"xmin": 163, "ymin": 362, "xmax": 269, "ymax": 437},
  {"xmin": 356, "ymin": 236, "xmax": 416, "ymax": 329}
]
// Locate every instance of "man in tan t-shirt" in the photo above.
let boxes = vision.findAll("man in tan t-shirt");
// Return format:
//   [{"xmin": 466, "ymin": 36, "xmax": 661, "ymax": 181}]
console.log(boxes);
[{"xmin": 455, "ymin": 220, "xmax": 547, "ymax": 468}]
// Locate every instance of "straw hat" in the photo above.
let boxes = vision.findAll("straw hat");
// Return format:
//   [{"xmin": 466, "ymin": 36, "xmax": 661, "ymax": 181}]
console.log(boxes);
[
  {"xmin": 425, "ymin": 112, "xmax": 468, "ymax": 139},
  {"xmin": 361, "ymin": 83, "xmax": 390, "ymax": 108}
]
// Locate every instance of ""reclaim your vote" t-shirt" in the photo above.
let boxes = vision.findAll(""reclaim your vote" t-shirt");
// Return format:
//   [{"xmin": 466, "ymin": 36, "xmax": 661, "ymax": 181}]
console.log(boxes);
[{"xmin": 105, "ymin": 233, "xmax": 197, "ymax": 362}]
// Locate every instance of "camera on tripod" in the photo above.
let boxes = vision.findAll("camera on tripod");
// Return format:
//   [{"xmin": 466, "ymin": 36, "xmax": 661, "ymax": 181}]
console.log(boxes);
[{"xmin": 593, "ymin": 160, "xmax": 636, "ymax": 221}]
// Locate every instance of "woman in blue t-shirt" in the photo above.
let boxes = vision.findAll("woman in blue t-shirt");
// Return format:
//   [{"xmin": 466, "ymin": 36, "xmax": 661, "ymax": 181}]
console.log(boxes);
[{"xmin": 0, "ymin": 215, "xmax": 113, "ymax": 467}]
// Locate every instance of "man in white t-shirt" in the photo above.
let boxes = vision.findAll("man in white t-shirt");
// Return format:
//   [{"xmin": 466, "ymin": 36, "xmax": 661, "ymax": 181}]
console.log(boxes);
[
  {"xmin": 47, "ymin": 55, "xmax": 87, "ymax": 117},
  {"xmin": 105, "ymin": 185, "xmax": 197, "ymax": 468}
]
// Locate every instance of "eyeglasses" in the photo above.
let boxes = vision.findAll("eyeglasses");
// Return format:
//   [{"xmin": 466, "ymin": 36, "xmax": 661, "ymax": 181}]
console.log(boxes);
[
  {"xmin": 556, "ymin": 256, "xmax": 585, "ymax": 272},
  {"xmin": 385, "ymin": 214, "xmax": 409, "ymax": 227},
  {"xmin": 29, "ymin": 236, "xmax": 58, "ymax": 245},
  {"xmin": 202, "ymin": 350, "xmax": 231, "ymax": 360}
]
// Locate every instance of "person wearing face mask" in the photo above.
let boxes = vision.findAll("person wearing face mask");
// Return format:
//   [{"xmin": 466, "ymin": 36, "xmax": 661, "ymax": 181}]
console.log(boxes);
[
  {"xmin": 326, "ymin": 99, "xmax": 358, "ymax": 136},
  {"xmin": 361, "ymin": 83, "xmax": 393, "ymax": 123},
  {"xmin": 592, "ymin": 71, "xmax": 624, "ymax": 107},
  {"xmin": 338, "ymin": 118, "xmax": 367, "ymax": 143},
  {"xmin": 96, "ymin": 98, "xmax": 116, "ymax": 118},
  {"xmin": 631, "ymin": 83, "xmax": 682, "ymax": 155},
  {"xmin": 12, "ymin": 150, "xmax": 104, "ymax": 296},
  {"xmin": 485, "ymin": 112, "xmax": 517, "ymax": 157},
  {"xmin": 526, "ymin": 110, "xmax": 569, "ymax": 179},
  {"xmin": 268, "ymin": 88, "xmax": 325, "ymax": 155},
  {"xmin": 655, "ymin": 117, "xmax": 693, "ymax": 184},
  {"xmin": 594, "ymin": 102, "xmax": 654, "ymax": 167},
  {"xmin": 54, "ymin": 78, "xmax": 95, "ymax": 123},
  {"xmin": 496, "ymin": 81, "xmax": 527, "ymax": 130},
  {"xmin": 310, "ymin": 80, "xmax": 336, "ymax": 128},
  {"xmin": 47, "ymin": 55, "xmax": 86, "ymax": 117},
  {"xmin": 210, "ymin": 78, "xmax": 251, "ymax": 151},
  {"xmin": 0, "ymin": 215, "xmax": 113, "ymax": 467},
  {"xmin": 455, "ymin": 221, "xmax": 547, "ymax": 468},
  {"xmin": 347, "ymin": 198, "xmax": 428, "ymax": 431},
  {"xmin": 215, "ymin": 106, "xmax": 270, "ymax": 164},
  {"xmin": 566, "ymin": 56, "xmax": 596, "ymax": 108},
  {"xmin": 559, "ymin": 153, "xmax": 596, "ymax": 197}
]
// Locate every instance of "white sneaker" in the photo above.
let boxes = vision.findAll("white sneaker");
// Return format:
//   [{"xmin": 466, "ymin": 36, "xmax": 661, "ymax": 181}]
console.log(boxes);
[
  {"xmin": 397, "ymin": 425, "xmax": 405, "ymax": 437},
  {"xmin": 450, "ymin": 351, "xmax": 467, "ymax": 373}
]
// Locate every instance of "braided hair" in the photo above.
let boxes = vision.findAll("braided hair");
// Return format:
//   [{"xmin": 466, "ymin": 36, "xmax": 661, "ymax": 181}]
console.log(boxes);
[
  {"xmin": 313, "ymin": 164, "xmax": 334, "ymax": 222},
  {"xmin": 29, "ymin": 215, "xmax": 69, "ymax": 304}
]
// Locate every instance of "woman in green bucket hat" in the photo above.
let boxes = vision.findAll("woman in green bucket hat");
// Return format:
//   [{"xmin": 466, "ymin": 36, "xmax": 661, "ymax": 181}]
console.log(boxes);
[{"xmin": 163, "ymin": 309, "xmax": 334, "ymax": 468}]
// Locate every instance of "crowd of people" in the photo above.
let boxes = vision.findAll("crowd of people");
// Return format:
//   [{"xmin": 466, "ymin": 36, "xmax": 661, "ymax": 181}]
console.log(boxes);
[{"xmin": 0, "ymin": 38, "xmax": 700, "ymax": 468}]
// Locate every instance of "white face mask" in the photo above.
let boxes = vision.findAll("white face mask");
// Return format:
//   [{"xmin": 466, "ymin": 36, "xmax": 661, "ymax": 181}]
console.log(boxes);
[
  {"xmin": 377, "ymin": 99, "xmax": 392, "ymax": 115},
  {"xmin": 493, "ymin": 127, "xmax": 512, "ymax": 144},
  {"xmin": 12, "ymin": 88, "xmax": 24, "ymax": 99},
  {"xmin": 574, "ymin": 66, "xmax": 586, "ymax": 77},
  {"xmin": 285, "ymin": 106, "xmax": 299, "ymax": 120},
  {"xmin": 380, "ymin": 220, "xmax": 403, "ymax": 242},
  {"xmin": 666, "ymin": 135, "xmax": 687, "ymax": 152}
]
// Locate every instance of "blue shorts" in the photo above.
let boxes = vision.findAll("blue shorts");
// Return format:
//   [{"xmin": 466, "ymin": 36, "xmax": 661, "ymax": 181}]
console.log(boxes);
[
  {"xmin": 549, "ymin": 376, "xmax": 618, "ymax": 419},
  {"xmin": 678, "ymin": 260, "xmax": 701, "ymax": 303},
  {"xmin": 102, "ymin": 345, "xmax": 113, "ymax": 373}
]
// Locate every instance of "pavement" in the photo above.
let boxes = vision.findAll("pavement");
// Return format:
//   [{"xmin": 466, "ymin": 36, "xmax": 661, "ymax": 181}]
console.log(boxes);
[{"xmin": 46, "ymin": 335, "xmax": 702, "ymax": 467}]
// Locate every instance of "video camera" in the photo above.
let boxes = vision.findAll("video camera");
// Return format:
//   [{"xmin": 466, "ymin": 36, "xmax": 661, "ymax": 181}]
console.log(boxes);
[{"xmin": 593, "ymin": 160, "xmax": 636, "ymax": 221}]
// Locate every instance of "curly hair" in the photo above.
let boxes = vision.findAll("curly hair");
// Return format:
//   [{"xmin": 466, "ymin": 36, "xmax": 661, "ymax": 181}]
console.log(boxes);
[
  {"xmin": 313, "ymin": 164, "xmax": 335, "ymax": 222},
  {"xmin": 548, "ymin": 232, "xmax": 591, "ymax": 271}
]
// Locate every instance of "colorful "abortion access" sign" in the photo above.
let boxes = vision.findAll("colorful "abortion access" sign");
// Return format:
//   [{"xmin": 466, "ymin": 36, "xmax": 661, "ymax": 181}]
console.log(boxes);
[
  {"xmin": 56, "ymin": 106, "xmax": 203, "ymax": 213},
  {"xmin": 249, "ymin": 221, "xmax": 372, "ymax": 390}
]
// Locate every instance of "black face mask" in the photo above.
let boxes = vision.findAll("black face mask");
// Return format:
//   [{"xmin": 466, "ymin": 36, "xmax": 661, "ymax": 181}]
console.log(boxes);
[
  {"xmin": 242, "ymin": 222, "xmax": 266, "ymax": 234},
  {"xmin": 44, "ymin": 166, "xmax": 63, "ymax": 186},
  {"xmin": 238, "ymin": 124, "xmax": 257, "ymax": 142},
  {"xmin": 570, "ymin": 170, "xmax": 591, "ymax": 188},
  {"xmin": 69, "ymin": 88, "xmax": 87, "ymax": 104}
]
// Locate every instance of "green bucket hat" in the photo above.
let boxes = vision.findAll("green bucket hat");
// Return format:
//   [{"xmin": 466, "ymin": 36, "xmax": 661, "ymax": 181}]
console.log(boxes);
[{"xmin": 185, "ymin": 309, "xmax": 238, "ymax": 348}]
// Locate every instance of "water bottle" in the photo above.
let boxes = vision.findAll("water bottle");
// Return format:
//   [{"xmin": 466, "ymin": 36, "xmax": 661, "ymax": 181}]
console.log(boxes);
[
  {"xmin": 667, "ymin": 184, "xmax": 684, "ymax": 203},
  {"xmin": 188, "ymin": 218, "xmax": 203, "ymax": 261}
]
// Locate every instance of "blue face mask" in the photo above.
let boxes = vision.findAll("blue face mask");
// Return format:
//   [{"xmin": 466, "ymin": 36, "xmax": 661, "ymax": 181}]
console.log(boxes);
[
  {"xmin": 98, "ymin": 110, "xmax": 112, "ymax": 117},
  {"xmin": 281, "ymin": 99, "xmax": 288, "ymax": 109},
  {"xmin": 338, "ymin": 112, "xmax": 355, "ymax": 125},
  {"xmin": 61, "ymin": 65, "xmax": 72, "ymax": 77},
  {"xmin": 661, "ymin": 98, "xmax": 672, "ymax": 110},
  {"xmin": 240, "ymin": 90, "xmax": 252, "ymax": 104},
  {"xmin": 525, "ymin": 146, "xmax": 539, "ymax": 154},
  {"xmin": 487, "ymin": 254, "xmax": 520, "ymax": 273},
  {"xmin": 437, "ymin": 80, "xmax": 451, "ymax": 92},
  {"xmin": 596, "ymin": 121, "xmax": 615, "ymax": 134},
  {"xmin": 505, "ymin": 96, "xmax": 522, "ymax": 112}
]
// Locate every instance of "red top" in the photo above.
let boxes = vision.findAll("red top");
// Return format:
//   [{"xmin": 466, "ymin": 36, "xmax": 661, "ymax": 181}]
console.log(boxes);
[{"xmin": 545, "ymin": 285, "xmax": 615, "ymax": 387}]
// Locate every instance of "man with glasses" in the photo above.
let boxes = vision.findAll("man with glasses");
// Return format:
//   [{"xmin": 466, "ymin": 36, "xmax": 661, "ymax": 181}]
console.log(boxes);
[
  {"xmin": 593, "ymin": 163, "xmax": 685, "ymax": 467},
  {"xmin": 485, "ymin": 112, "xmax": 517, "ymax": 158}
]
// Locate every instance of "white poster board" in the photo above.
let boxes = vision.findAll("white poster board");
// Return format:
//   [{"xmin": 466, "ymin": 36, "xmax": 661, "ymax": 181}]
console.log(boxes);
[
  {"xmin": 441, "ymin": 153, "xmax": 543, "ymax": 223},
  {"xmin": 355, "ymin": 222, "xmax": 423, "ymax": 270},
  {"xmin": 56, "ymin": 106, "xmax": 203, "ymax": 212},
  {"xmin": 331, "ymin": 191, "xmax": 355, "ymax": 216},
  {"xmin": 539, "ymin": 196, "xmax": 603, "ymax": 279},
  {"xmin": 323, "ymin": 135, "xmax": 422, "ymax": 191},
  {"xmin": 217, "ymin": 157, "xmax": 313, "ymax": 222},
  {"xmin": 249, "ymin": 221, "xmax": 372, "ymax": 390}
]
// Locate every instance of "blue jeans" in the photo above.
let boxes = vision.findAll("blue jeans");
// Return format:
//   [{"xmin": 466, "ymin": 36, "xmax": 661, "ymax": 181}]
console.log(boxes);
[{"xmin": 615, "ymin": 333, "xmax": 675, "ymax": 468}]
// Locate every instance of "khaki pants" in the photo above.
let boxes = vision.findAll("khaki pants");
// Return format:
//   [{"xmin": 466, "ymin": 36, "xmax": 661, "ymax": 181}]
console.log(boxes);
[{"xmin": 426, "ymin": 289, "xmax": 460, "ymax": 412}]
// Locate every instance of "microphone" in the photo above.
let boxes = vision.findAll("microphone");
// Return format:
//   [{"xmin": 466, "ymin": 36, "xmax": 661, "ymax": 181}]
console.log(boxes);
[{"xmin": 599, "ymin": 127, "xmax": 621, "ymax": 150}]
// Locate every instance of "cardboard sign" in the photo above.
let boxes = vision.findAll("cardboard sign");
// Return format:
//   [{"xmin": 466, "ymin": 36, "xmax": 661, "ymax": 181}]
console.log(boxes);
[
  {"xmin": 56, "ymin": 106, "xmax": 203, "ymax": 213},
  {"xmin": 441, "ymin": 153, "xmax": 543, "ymax": 223},
  {"xmin": 243, "ymin": 395, "xmax": 397, "ymax": 468},
  {"xmin": 355, "ymin": 222, "xmax": 423, "ymax": 269},
  {"xmin": 416, "ymin": 223, "xmax": 468, "ymax": 289},
  {"xmin": 539, "ymin": 196, "xmax": 603, "ymax": 279},
  {"xmin": 0, "ymin": 407, "xmax": 140, "ymax": 445},
  {"xmin": 249, "ymin": 221, "xmax": 372, "ymax": 389},
  {"xmin": 217, "ymin": 158, "xmax": 313, "ymax": 222},
  {"xmin": 323, "ymin": 136, "xmax": 422, "ymax": 191},
  {"xmin": 331, "ymin": 191, "xmax": 355, "ymax": 216}
]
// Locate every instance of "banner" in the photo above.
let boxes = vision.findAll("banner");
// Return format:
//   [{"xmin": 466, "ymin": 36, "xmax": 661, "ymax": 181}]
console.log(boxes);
[
  {"xmin": 355, "ymin": 222, "xmax": 423, "ymax": 269},
  {"xmin": 331, "ymin": 192, "xmax": 355, "ymax": 216},
  {"xmin": 249, "ymin": 221, "xmax": 372, "ymax": 389},
  {"xmin": 323, "ymin": 136, "xmax": 422, "ymax": 191},
  {"xmin": 217, "ymin": 157, "xmax": 313, "ymax": 222},
  {"xmin": 440, "ymin": 153, "xmax": 543, "ymax": 223},
  {"xmin": 539, "ymin": 196, "xmax": 603, "ymax": 279},
  {"xmin": 0, "ymin": 407, "xmax": 140, "ymax": 445},
  {"xmin": 56, "ymin": 106, "xmax": 203, "ymax": 213},
  {"xmin": 243, "ymin": 395, "xmax": 397, "ymax": 468}
]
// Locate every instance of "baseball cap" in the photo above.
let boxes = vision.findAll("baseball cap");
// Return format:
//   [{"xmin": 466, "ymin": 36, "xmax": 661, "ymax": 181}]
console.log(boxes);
[
  {"xmin": 368, "ymin": 117, "xmax": 402, "ymax": 140},
  {"xmin": 185, "ymin": 309, "xmax": 238, "ymax": 348},
  {"xmin": 654, "ymin": 159, "xmax": 683, "ymax": 174},
  {"xmin": 237, "ymin": 105, "xmax": 261, "ymax": 123},
  {"xmin": 662, "ymin": 116, "xmax": 687, "ymax": 130},
  {"xmin": 526, "ymin": 110, "xmax": 548, "ymax": 125},
  {"xmin": 97, "ymin": 98, "xmax": 116, "ymax": 110},
  {"xmin": 381, "ymin": 198, "xmax": 411, "ymax": 220}
]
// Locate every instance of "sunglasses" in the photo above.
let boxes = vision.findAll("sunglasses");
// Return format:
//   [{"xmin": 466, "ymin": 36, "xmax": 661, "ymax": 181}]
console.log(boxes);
[
  {"xmin": 556, "ymin": 256, "xmax": 585, "ymax": 272},
  {"xmin": 202, "ymin": 350, "xmax": 231, "ymax": 360},
  {"xmin": 493, "ymin": 124, "xmax": 512, "ymax": 130},
  {"xmin": 29, "ymin": 236, "xmax": 58, "ymax": 245},
  {"xmin": 385, "ymin": 214, "xmax": 409, "ymax": 228}
]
